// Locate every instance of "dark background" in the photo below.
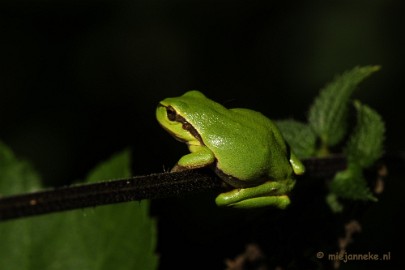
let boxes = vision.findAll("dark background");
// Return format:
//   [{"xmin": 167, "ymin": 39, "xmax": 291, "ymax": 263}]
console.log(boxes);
[{"xmin": 1, "ymin": 0, "xmax": 404, "ymax": 269}]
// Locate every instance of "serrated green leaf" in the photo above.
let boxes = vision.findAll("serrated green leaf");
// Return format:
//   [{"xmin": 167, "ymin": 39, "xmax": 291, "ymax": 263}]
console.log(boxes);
[
  {"xmin": 0, "ymin": 149, "xmax": 158, "ymax": 270},
  {"xmin": 275, "ymin": 120, "xmax": 316, "ymax": 158},
  {"xmin": 345, "ymin": 101, "xmax": 385, "ymax": 168},
  {"xmin": 329, "ymin": 164, "xmax": 377, "ymax": 202},
  {"xmin": 308, "ymin": 65, "xmax": 380, "ymax": 148}
]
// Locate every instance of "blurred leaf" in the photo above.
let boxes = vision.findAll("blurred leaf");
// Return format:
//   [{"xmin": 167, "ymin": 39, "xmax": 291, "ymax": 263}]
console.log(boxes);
[
  {"xmin": 275, "ymin": 120, "xmax": 316, "ymax": 158},
  {"xmin": 85, "ymin": 150, "xmax": 131, "ymax": 183},
  {"xmin": 308, "ymin": 65, "xmax": 380, "ymax": 148},
  {"xmin": 0, "ymin": 140, "xmax": 41, "ymax": 196},
  {"xmin": 345, "ymin": 101, "xmax": 385, "ymax": 168},
  {"xmin": 0, "ymin": 141, "xmax": 43, "ymax": 268},
  {"xmin": 0, "ymin": 148, "xmax": 158, "ymax": 270},
  {"xmin": 325, "ymin": 193, "xmax": 343, "ymax": 213},
  {"xmin": 329, "ymin": 164, "xmax": 377, "ymax": 202}
]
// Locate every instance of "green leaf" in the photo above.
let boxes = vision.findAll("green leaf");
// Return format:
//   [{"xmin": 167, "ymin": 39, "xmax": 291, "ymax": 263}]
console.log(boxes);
[
  {"xmin": 275, "ymin": 120, "xmax": 316, "ymax": 159},
  {"xmin": 0, "ymin": 141, "xmax": 43, "ymax": 269},
  {"xmin": 326, "ymin": 193, "xmax": 344, "ymax": 213},
  {"xmin": 308, "ymin": 65, "xmax": 380, "ymax": 148},
  {"xmin": 329, "ymin": 164, "xmax": 377, "ymax": 202},
  {"xmin": 345, "ymin": 101, "xmax": 385, "ymax": 168},
  {"xmin": 0, "ymin": 140, "xmax": 42, "ymax": 196},
  {"xmin": 85, "ymin": 150, "xmax": 132, "ymax": 183},
  {"xmin": 0, "ymin": 149, "xmax": 158, "ymax": 270}
]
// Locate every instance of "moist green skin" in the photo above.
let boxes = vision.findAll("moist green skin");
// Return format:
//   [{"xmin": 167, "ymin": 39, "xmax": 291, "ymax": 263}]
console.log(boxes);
[{"xmin": 156, "ymin": 90, "xmax": 305, "ymax": 208}]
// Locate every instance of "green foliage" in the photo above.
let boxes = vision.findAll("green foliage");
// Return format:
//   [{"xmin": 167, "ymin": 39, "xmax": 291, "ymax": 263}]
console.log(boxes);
[
  {"xmin": 0, "ymin": 144, "xmax": 158, "ymax": 270},
  {"xmin": 308, "ymin": 65, "xmax": 380, "ymax": 149},
  {"xmin": 327, "ymin": 101, "xmax": 385, "ymax": 211},
  {"xmin": 325, "ymin": 193, "xmax": 343, "ymax": 213},
  {"xmin": 345, "ymin": 100, "xmax": 385, "ymax": 168},
  {"xmin": 0, "ymin": 141, "xmax": 41, "ymax": 196},
  {"xmin": 276, "ymin": 66, "xmax": 384, "ymax": 212},
  {"xmin": 275, "ymin": 120, "xmax": 316, "ymax": 159},
  {"xmin": 330, "ymin": 164, "xmax": 377, "ymax": 202}
]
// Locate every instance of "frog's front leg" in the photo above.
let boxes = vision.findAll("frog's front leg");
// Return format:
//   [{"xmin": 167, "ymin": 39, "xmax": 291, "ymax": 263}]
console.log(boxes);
[
  {"xmin": 171, "ymin": 145, "xmax": 216, "ymax": 172},
  {"xmin": 289, "ymin": 151, "xmax": 306, "ymax": 175},
  {"xmin": 215, "ymin": 180, "xmax": 295, "ymax": 209}
]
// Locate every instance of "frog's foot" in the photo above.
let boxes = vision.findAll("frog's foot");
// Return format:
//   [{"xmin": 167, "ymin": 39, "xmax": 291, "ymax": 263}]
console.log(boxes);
[
  {"xmin": 215, "ymin": 180, "xmax": 294, "ymax": 209},
  {"xmin": 235, "ymin": 195, "xmax": 290, "ymax": 209},
  {"xmin": 216, "ymin": 193, "xmax": 291, "ymax": 209},
  {"xmin": 170, "ymin": 147, "xmax": 216, "ymax": 173},
  {"xmin": 170, "ymin": 164, "xmax": 188, "ymax": 172}
]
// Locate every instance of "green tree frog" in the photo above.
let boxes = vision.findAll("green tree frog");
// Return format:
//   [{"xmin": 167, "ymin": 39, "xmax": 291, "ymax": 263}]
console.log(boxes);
[{"xmin": 156, "ymin": 91, "xmax": 305, "ymax": 209}]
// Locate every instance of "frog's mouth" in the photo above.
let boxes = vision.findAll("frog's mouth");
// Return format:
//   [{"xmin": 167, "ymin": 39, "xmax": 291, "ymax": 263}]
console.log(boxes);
[{"xmin": 159, "ymin": 123, "xmax": 188, "ymax": 143}]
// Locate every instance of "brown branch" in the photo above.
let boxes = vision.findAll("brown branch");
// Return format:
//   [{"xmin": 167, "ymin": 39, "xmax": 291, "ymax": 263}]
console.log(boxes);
[{"xmin": 1, "ymin": 154, "xmax": 401, "ymax": 222}]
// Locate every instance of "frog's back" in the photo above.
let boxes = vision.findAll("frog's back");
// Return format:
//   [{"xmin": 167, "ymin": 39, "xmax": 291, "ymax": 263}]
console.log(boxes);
[
  {"xmin": 175, "ymin": 91, "xmax": 292, "ymax": 182},
  {"xmin": 203, "ymin": 107, "xmax": 292, "ymax": 182}
]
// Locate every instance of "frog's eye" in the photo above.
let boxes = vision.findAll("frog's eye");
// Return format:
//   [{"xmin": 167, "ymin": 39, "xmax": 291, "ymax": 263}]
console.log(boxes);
[{"xmin": 166, "ymin": 106, "xmax": 177, "ymax": 121}]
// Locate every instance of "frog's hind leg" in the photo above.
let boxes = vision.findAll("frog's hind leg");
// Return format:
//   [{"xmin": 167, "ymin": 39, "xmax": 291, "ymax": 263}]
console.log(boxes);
[
  {"xmin": 215, "ymin": 180, "xmax": 294, "ymax": 209},
  {"xmin": 227, "ymin": 195, "xmax": 291, "ymax": 209}
]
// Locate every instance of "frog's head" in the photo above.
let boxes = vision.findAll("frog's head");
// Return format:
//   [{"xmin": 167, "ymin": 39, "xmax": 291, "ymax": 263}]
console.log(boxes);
[{"xmin": 156, "ymin": 91, "xmax": 206, "ymax": 145}]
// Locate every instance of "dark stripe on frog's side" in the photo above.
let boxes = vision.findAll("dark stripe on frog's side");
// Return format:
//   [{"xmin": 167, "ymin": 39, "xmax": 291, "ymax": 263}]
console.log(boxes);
[
  {"xmin": 161, "ymin": 104, "xmax": 204, "ymax": 145},
  {"xmin": 167, "ymin": 105, "xmax": 205, "ymax": 144}
]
